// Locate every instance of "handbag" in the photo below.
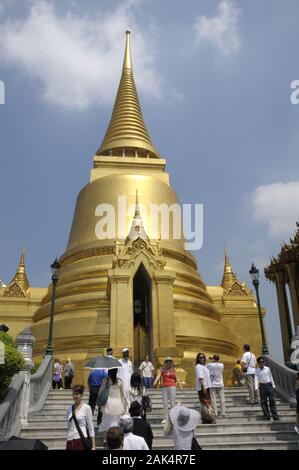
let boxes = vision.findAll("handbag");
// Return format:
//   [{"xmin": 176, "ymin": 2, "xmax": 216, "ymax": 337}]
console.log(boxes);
[
  {"xmin": 70, "ymin": 405, "xmax": 92, "ymax": 451},
  {"xmin": 96, "ymin": 379, "xmax": 110, "ymax": 407},
  {"xmin": 200, "ymin": 403, "xmax": 215, "ymax": 424},
  {"xmin": 142, "ymin": 394, "xmax": 152, "ymax": 412},
  {"xmin": 191, "ymin": 436, "xmax": 202, "ymax": 451}
]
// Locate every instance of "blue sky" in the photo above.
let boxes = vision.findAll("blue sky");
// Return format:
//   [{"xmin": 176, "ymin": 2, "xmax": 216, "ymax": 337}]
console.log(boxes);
[{"xmin": 1, "ymin": 0, "xmax": 299, "ymax": 361}]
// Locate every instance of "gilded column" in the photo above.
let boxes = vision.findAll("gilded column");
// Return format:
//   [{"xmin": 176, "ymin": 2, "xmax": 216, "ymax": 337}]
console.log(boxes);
[
  {"xmin": 286, "ymin": 263, "xmax": 299, "ymax": 328},
  {"xmin": 275, "ymin": 271, "xmax": 293, "ymax": 362},
  {"xmin": 108, "ymin": 268, "xmax": 134, "ymax": 355},
  {"xmin": 153, "ymin": 270, "xmax": 183, "ymax": 365}
]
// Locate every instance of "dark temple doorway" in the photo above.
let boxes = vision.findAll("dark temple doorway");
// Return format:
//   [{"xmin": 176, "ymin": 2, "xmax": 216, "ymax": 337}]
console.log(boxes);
[{"xmin": 133, "ymin": 264, "xmax": 153, "ymax": 367}]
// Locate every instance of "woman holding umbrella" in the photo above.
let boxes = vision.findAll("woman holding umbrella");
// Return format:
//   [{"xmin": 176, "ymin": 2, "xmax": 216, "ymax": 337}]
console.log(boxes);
[
  {"xmin": 97, "ymin": 367, "xmax": 127, "ymax": 442},
  {"xmin": 84, "ymin": 355, "xmax": 128, "ymax": 442}
]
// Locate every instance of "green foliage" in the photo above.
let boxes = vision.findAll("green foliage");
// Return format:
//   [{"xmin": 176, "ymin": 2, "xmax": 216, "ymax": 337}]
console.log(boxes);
[
  {"xmin": 0, "ymin": 333, "xmax": 25, "ymax": 402},
  {"xmin": 0, "ymin": 331, "xmax": 15, "ymax": 347}
]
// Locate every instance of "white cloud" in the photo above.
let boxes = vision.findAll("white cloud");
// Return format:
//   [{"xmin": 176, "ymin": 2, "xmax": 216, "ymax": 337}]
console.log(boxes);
[
  {"xmin": 193, "ymin": 1, "xmax": 241, "ymax": 57},
  {"xmin": 252, "ymin": 182, "xmax": 299, "ymax": 238},
  {"xmin": 0, "ymin": 1, "xmax": 161, "ymax": 109}
]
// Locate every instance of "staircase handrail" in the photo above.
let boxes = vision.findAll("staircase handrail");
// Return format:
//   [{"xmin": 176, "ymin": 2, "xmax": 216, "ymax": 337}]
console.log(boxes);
[
  {"xmin": 0, "ymin": 372, "xmax": 26, "ymax": 440},
  {"xmin": 29, "ymin": 354, "xmax": 52, "ymax": 415},
  {"xmin": 264, "ymin": 354, "xmax": 297, "ymax": 406}
]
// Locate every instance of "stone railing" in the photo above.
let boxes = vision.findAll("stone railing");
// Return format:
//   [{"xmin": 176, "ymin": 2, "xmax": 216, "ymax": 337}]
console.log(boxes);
[
  {"xmin": 0, "ymin": 372, "xmax": 26, "ymax": 440},
  {"xmin": 0, "ymin": 355, "xmax": 52, "ymax": 440},
  {"xmin": 29, "ymin": 355, "xmax": 52, "ymax": 415},
  {"xmin": 264, "ymin": 354, "xmax": 297, "ymax": 406}
]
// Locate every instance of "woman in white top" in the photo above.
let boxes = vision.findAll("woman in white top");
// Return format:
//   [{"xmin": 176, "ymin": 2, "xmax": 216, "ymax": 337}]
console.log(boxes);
[
  {"xmin": 52, "ymin": 358, "xmax": 63, "ymax": 390},
  {"xmin": 98, "ymin": 368, "xmax": 127, "ymax": 437},
  {"xmin": 66, "ymin": 384, "xmax": 95, "ymax": 450},
  {"xmin": 127, "ymin": 372, "xmax": 147, "ymax": 418}
]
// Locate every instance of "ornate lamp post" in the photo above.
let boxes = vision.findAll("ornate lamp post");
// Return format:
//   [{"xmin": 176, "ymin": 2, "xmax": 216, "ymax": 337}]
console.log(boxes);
[
  {"xmin": 249, "ymin": 262, "xmax": 269, "ymax": 355},
  {"xmin": 45, "ymin": 258, "xmax": 61, "ymax": 356}
]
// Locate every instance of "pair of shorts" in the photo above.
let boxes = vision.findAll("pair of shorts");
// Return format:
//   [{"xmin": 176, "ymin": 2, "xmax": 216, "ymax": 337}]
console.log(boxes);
[{"xmin": 198, "ymin": 388, "xmax": 211, "ymax": 403}]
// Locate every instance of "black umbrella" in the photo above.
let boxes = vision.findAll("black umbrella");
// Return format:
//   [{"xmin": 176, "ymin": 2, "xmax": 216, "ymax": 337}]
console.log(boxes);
[
  {"xmin": 84, "ymin": 355, "xmax": 122, "ymax": 370},
  {"xmin": 0, "ymin": 436, "xmax": 48, "ymax": 450}
]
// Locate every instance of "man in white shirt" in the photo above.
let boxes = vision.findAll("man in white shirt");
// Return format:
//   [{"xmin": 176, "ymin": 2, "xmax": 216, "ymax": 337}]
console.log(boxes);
[
  {"xmin": 207, "ymin": 354, "xmax": 226, "ymax": 417},
  {"xmin": 255, "ymin": 356, "xmax": 279, "ymax": 420},
  {"xmin": 139, "ymin": 355, "xmax": 154, "ymax": 389},
  {"xmin": 117, "ymin": 348, "xmax": 133, "ymax": 396},
  {"xmin": 119, "ymin": 415, "xmax": 149, "ymax": 450},
  {"xmin": 241, "ymin": 344, "xmax": 259, "ymax": 405}
]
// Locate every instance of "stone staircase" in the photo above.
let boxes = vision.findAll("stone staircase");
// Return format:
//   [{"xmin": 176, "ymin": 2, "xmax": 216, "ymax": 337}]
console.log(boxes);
[{"xmin": 20, "ymin": 388, "xmax": 298, "ymax": 450}]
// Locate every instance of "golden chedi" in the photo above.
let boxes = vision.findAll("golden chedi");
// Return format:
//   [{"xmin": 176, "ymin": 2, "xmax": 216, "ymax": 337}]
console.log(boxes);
[{"xmin": 0, "ymin": 32, "xmax": 264, "ymax": 385}]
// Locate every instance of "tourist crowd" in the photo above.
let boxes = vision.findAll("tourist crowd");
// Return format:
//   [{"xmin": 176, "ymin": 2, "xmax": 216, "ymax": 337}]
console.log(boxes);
[{"xmin": 62, "ymin": 344, "xmax": 298, "ymax": 451}]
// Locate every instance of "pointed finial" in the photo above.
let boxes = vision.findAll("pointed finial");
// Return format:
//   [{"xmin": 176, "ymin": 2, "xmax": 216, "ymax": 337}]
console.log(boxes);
[
  {"xmin": 123, "ymin": 30, "xmax": 132, "ymax": 71},
  {"xmin": 5, "ymin": 244, "xmax": 30, "ymax": 294},
  {"xmin": 20, "ymin": 242, "xmax": 26, "ymax": 265},
  {"xmin": 126, "ymin": 190, "xmax": 148, "ymax": 243},
  {"xmin": 224, "ymin": 242, "xmax": 230, "ymax": 266},
  {"xmin": 96, "ymin": 31, "xmax": 160, "ymax": 159},
  {"xmin": 221, "ymin": 243, "xmax": 238, "ymax": 289},
  {"xmin": 135, "ymin": 189, "xmax": 140, "ymax": 217}
]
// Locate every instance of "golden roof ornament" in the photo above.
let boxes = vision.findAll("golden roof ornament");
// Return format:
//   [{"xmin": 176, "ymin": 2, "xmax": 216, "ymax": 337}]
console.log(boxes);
[
  {"xmin": 96, "ymin": 31, "xmax": 160, "ymax": 159},
  {"xmin": 221, "ymin": 244, "xmax": 238, "ymax": 289},
  {"xmin": 126, "ymin": 190, "xmax": 148, "ymax": 243},
  {"xmin": 3, "ymin": 244, "xmax": 30, "ymax": 297}
]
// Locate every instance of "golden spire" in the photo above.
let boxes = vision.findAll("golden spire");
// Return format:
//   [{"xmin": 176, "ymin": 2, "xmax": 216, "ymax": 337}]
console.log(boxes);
[
  {"xmin": 96, "ymin": 31, "xmax": 160, "ymax": 159},
  {"xmin": 9, "ymin": 244, "xmax": 30, "ymax": 292},
  {"xmin": 221, "ymin": 244, "xmax": 238, "ymax": 289}
]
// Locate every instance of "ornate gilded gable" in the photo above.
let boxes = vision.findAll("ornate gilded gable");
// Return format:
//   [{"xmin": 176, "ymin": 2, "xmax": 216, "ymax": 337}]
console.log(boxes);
[
  {"xmin": 113, "ymin": 237, "xmax": 166, "ymax": 270},
  {"xmin": 224, "ymin": 280, "xmax": 250, "ymax": 297},
  {"xmin": 3, "ymin": 282, "xmax": 27, "ymax": 298}
]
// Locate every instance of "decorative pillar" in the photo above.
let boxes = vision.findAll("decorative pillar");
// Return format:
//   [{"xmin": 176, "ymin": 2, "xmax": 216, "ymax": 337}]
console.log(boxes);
[
  {"xmin": 108, "ymin": 268, "xmax": 133, "ymax": 357},
  {"xmin": 275, "ymin": 272, "xmax": 293, "ymax": 362},
  {"xmin": 286, "ymin": 263, "xmax": 299, "ymax": 328},
  {"xmin": 15, "ymin": 326, "xmax": 36, "ymax": 427},
  {"xmin": 153, "ymin": 270, "xmax": 184, "ymax": 371},
  {"xmin": 290, "ymin": 326, "xmax": 299, "ymax": 369}
]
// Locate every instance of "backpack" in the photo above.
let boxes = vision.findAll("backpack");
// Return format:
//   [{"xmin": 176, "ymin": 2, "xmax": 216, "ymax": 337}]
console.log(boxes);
[
  {"xmin": 96, "ymin": 380, "xmax": 110, "ymax": 407},
  {"xmin": 142, "ymin": 395, "xmax": 152, "ymax": 412}
]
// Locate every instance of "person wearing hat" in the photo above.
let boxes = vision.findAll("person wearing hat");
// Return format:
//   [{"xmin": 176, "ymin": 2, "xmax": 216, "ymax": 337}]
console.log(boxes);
[
  {"xmin": 117, "ymin": 348, "xmax": 133, "ymax": 398},
  {"xmin": 164, "ymin": 405, "xmax": 201, "ymax": 450},
  {"xmin": 153, "ymin": 357, "xmax": 183, "ymax": 424},
  {"xmin": 206, "ymin": 354, "xmax": 226, "ymax": 418},
  {"xmin": 129, "ymin": 401, "xmax": 153, "ymax": 449},
  {"xmin": 119, "ymin": 415, "xmax": 149, "ymax": 450}
]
